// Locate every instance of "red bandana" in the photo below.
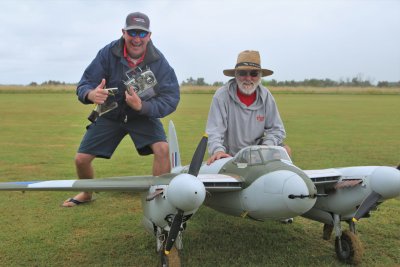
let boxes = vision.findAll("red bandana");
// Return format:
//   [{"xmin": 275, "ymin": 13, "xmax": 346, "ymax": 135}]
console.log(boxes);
[
  {"xmin": 123, "ymin": 44, "xmax": 146, "ymax": 68},
  {"xmin": 236, "ymin": 87, "xmax": 257, "ymax": 107}
]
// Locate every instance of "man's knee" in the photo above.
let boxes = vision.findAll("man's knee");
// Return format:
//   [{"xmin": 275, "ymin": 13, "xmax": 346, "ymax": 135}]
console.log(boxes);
[
  {"xmin": 151, "ymin": 142, "xmax": 169, "ymax": 158},
  {"xmin": 75, "ymin": 153, "xmax": 95, "ymax": 168}
]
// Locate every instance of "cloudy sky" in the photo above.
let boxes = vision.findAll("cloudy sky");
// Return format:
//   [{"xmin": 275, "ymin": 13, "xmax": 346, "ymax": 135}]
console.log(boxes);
[{"xmin": 0, "ymin": 0, "xmax": 399, "ymax": 85}]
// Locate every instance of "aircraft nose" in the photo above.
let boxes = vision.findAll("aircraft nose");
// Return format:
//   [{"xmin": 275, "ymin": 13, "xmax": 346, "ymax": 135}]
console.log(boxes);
[
  {"xmin": 166, "ymin": 173, "xmax": 206, "ymax": 212},
  {"xmin": 283, "ymin": 173, "xmax": 316, "ymax": 215},
  {"xmin": 370, "ymin": 166, "xmax": 400, "ymax": 199}
]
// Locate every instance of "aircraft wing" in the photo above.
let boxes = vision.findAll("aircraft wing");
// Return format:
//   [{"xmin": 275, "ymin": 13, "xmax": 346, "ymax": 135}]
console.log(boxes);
[
  {"xmin": 304, "ymin": 168, "xmax": 341, "ymax": 185},
  {"xmin": 0, "ymin": 173, "xmax": 244, "ymax": 193},
  {"xmin": 304, "ymin": 168, "xmax": 366, "ymax": 192},
  {"xmin": 198, "ymin": 174, "xmax": 244, "ymax": 192},
  {"xmin": 0, "ymin": 174, "xmax": 177, "ymax": 192}
]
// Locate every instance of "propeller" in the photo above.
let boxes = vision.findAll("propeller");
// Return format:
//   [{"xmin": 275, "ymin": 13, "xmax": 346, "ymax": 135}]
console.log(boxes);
[
  {"xmin": 352, "ymin": 191, "xmax": 381, "ymax": 222},
  {"xmin": 188, "ymin": 134, "xmax": 208, "ymax": 176},
  {"xmin": 164, "ymin": 209, "xmax": 184, "ymax": 254},
  {"xmin": 164, "ymin": 134, "xmax": 208, "ymax": 255}
]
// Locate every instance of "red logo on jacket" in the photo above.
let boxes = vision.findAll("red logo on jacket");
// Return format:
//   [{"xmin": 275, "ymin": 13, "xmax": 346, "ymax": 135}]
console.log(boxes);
[{"xmin": 256, "ymin": 115, "xmax": 265, "ymax": 122}]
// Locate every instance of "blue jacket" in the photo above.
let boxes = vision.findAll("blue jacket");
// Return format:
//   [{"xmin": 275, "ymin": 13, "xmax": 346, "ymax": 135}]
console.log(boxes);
[{"xmin": 76, "ymin": 38, "xmax": 180, "ymax": 121}]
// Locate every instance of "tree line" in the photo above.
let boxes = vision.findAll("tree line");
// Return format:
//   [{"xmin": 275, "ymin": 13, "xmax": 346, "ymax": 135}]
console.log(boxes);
[
  {"xmin": 181, "ymin": 76, "xmax": 400, "ymax": 88},
  {"xmin": 28, "ymin": 77, "xmax": 400, "ymax": 88},
  {"xmin": 28, "ymin": 80, "xmax": 72, "ymax": 86}
]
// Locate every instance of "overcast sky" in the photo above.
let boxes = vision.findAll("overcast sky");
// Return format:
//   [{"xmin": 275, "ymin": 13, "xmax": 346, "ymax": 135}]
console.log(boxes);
[{"xmin": 0, "ymin": 0, "xmax": 399, "ymax": 85}]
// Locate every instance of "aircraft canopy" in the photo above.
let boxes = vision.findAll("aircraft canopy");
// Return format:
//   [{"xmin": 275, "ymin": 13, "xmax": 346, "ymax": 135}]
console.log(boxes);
[{"xmin": 233, "ymin": 145, "xmax": 292, "ymax": 165}]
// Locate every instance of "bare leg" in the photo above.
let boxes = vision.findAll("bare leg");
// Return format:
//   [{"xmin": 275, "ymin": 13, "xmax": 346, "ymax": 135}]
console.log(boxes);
[
  {"xmin": 284, "ymin": 145, "xmax": 292, "ymax": 157},
  {"xmin": 62, "ymin": 153, "xmax": 96, "ymax": 207},
  {"xmin": 151, "ymin": 142, "xmax": 170, "ymax": 176}
]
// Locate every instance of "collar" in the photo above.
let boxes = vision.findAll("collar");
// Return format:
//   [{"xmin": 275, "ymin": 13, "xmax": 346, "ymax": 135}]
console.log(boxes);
[
  {"xmin": 112, "ymin": 37, "xmax": 160, "ymax": 67},
  {"xmin": 236, "ymin": 87, "xmax": 257, "ymax": 107},
  {"xmin": 123, "ymin": 44, "xmax": 146, "ymax": 68}
]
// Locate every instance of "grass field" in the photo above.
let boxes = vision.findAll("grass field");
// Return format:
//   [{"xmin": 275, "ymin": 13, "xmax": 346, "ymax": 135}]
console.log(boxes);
[{"xmin": 0, "ymin": 89, "xmax": 399, "ymax": 266}]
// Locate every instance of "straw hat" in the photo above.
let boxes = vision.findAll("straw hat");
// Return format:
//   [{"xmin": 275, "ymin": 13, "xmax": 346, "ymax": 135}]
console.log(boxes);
[{"xmin": 223, "ymin": 50, "xmax": 273, "ymax": 77}]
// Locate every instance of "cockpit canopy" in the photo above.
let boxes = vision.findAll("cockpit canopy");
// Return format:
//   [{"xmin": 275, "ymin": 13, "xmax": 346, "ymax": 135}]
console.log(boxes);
[{"xmin": 233, "ymin": 145, "xmax": 292, "ymax": 166}]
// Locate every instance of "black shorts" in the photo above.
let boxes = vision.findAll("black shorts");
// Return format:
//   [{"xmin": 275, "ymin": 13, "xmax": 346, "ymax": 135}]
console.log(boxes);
[{"xmin": 78, "ymin": 116, "xmax": 166, "ymax": 158}]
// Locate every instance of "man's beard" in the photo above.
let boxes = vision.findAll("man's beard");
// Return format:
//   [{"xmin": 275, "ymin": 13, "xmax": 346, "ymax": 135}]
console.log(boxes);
[{"xmin": 236, "ymin": 78, "xmax": 261, "ymax": 95}]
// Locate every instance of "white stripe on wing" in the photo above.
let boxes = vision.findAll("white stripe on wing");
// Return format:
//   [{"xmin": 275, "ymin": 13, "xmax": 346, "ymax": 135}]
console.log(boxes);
[{"xmin": 28, "ymin": 180, "xmax": 76, "ymax": 188}]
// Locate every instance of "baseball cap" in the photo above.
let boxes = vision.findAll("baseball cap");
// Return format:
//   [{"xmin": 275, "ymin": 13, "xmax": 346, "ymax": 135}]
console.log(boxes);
[{"xmin": 124, "ymin": 12, "xmax": 151, "ymax": 32}]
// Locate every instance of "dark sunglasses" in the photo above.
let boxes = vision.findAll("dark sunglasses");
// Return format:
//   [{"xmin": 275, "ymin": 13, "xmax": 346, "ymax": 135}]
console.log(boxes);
[
  {"xmin": 127, "ymin": 30, "xmax": 149, "ymax": 38},
  {"xmin": 237, "ymin": 70, "xmax": 260, "ymax": 77}
]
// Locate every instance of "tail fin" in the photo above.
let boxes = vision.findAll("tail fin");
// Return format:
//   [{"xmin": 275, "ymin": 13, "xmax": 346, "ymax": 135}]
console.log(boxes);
[{"xmin": 168, "ymin": 121, "xmax": 181, "ymax": 169}]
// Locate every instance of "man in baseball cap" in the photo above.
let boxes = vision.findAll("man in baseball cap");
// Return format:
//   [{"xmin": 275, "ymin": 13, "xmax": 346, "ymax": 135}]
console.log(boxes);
[
  {"xmin": 124, "ymin": 12, "xmax": 151, "ymax": 32},
  {"xmin": 63, "ymin": 12, "xmax": 180, "ymax": 207}
]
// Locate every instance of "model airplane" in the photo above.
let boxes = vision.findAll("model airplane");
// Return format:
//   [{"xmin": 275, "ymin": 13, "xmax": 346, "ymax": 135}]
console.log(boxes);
[{"xmin": 0, "ymin": 121, "xmax": 399, "ymax": 266}]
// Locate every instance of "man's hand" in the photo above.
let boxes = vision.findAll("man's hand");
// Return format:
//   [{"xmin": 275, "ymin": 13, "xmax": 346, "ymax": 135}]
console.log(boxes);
[
  {"xmin": 87, "ymin": 79, "xmax": 108, "ymax": 104},
  {"xmin": 206, "ymin": 151, "xmax": 231, "ymax": 165},
  {"xmin": 125, "ymin": 86, "xmax": 142, "ymax": 111}
]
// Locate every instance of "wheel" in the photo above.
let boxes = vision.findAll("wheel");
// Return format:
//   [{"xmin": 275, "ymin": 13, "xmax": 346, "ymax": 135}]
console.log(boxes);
[{"xmin": 335, "ymin": 230, "xmax": 364, "ymax": 265}]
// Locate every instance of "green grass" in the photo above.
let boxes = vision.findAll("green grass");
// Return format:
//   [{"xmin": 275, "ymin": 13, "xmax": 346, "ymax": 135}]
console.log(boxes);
[{"xmin": 0, "ymin": 92, "xmax": 399, "ymax": 266}]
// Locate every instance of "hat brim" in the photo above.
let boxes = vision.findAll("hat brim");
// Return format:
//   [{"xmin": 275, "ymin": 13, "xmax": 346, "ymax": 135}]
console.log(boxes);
[
  {"xmin": 124, "ymin": 26, "xmax": 151, "ymax": 32},
  {"xmin": 223, "ymin": 67, "xmax": 273, "ymax": 77}
]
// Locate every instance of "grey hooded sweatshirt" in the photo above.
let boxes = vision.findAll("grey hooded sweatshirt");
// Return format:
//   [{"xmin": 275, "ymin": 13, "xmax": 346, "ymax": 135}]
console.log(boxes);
[{"xmin": 206, "ymin": 79, "xmax": 286, "ymax": 156}]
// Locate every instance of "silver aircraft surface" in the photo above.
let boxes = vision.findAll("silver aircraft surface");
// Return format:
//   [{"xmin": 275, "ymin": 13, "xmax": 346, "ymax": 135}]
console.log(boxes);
[{"xmin": 0, "ymin": 121, "xmax": 399, "ymax": 266}]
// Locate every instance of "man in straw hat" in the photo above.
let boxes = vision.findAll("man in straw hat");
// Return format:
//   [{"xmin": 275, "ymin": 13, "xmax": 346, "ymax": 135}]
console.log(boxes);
[{"xmin": 206, "ymin": 50, "xmax": 290, "ymax": 164}]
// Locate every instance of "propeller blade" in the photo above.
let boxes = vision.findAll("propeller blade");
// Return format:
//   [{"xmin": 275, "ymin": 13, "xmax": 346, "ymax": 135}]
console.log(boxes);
[
  {"xmin": 164, "ymin": 209, "xmax": 184, "ymax": 254},
  {"xmin": 352, "ymin": 191, "xmax": 382, "ymax": 222},
  {"xmin": 188, "ymin": 134, "xmax": 208, "ymax": 177},
  {"xmin": 164, "ymin": 133, "xmax": 208, "ymax": 254}
]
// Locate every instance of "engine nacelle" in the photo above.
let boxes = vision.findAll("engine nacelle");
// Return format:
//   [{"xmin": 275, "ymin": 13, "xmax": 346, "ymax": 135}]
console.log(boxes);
[
  {"xmin": 242, "ymin": 170, "xmax": 317, "ymax": 220},
  {"xmin": 204, "ymin": 170, "xmax": 316, "ymax": 220},
  {"xmin": 314, "ymin": 166, "xmax": 400, "ymax": 217},
  {"xmin": 370, "ymin": 166, "xmax": 400, "ymax": 199},
  {"xmin": 142, "ymin": 174, "xmax": 206, "ymax": 230}
]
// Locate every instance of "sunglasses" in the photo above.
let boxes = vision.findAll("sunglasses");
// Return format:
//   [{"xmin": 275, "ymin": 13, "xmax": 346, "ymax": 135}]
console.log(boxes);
[
  {"xmin": 127, "ymin": 30, "xmax": 149, "ymax": 38},
  {"xmin": 237, "ymin": 70, "xmax": 260, "ymax": 77}
]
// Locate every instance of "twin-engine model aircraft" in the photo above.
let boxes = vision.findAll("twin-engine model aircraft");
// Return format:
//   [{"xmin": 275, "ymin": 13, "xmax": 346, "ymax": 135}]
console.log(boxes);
[{"xmin": 0, "ymin": 121, "xmax": 399, "ymax": 266}]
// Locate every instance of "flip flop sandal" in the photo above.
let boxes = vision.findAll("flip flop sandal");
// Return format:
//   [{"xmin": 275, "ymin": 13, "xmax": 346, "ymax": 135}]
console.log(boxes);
[{"xmin": 62, "ymin": 197, "xmax": 92, "ymax": 207}]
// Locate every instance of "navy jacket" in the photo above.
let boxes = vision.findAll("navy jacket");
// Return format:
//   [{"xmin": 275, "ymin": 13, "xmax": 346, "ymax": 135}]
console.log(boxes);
[{"xmin": 76, "ymin": 38, "xmax": 180, "ymax": 121}]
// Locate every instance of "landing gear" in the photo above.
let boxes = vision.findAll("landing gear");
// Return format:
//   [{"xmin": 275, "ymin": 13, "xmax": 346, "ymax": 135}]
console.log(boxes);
[
  {"xmin": 327, "ymin": 214, "xmax": 363, "ymax": 265},
  {"xmin": 280, "ymin": 218, "xmax": 294, "ymax": 224},
  {"xmin": 335, "ymin": 230, "xmax": 363, "ymax": 265},
  {"xmin": 322, "ymin": 223, "xmax": 333, "ymax": 240}
]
